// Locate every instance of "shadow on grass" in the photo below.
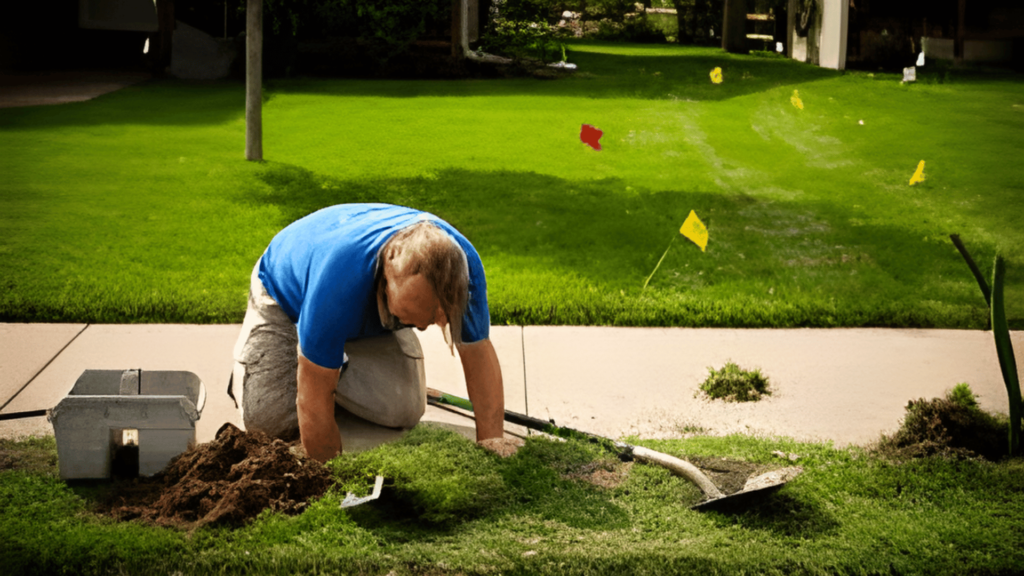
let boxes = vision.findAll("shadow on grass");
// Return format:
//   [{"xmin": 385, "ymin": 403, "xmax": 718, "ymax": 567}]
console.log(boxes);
[
  {"xmin": 240, "ymin": 161, "xmax": 1001, "ymax": 327},
  {"xmin": 704, "ymin": 491, "xmax": 840, "ymax": 538},
  {"xmin": 0, "ymin": 45, "xmax": 837, "ymax": 135},
  {"xmin": 263, "ymin": 47, "xmax": 837, "ymax": 103},
  {"xmin": 0, "ymin": 79, "xmax": 245, "ymax": 130}
]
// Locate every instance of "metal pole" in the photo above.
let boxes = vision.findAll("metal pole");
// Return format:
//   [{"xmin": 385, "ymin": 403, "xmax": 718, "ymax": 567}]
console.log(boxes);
[{"xmin": 245, "ymin": 0, "xmax": 263, "ymax": 161}]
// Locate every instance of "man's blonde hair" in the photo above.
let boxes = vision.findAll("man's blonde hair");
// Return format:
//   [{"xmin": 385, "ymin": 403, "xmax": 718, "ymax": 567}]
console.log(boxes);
[{"xmin": 376, "ymin": 221, "xmax": 469, "ymax": 353}]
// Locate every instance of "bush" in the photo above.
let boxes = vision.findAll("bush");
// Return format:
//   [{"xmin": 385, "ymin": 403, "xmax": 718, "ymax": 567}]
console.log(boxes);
[
  {"xmin": 256, "ymin": 0, "xmax": 451, "ymax": 72},
  {"xmin": 589, "ymin": 13, "xmax": 667, "ymax": 42},
  {"xmin": 478, "ymin": 18, "xmax": 569, "ymax": 63},
  {"xmin": 670, "ymin": 0, "xmax": 722, "ymax": 45},
  {"xmin": 315, "ymin": 0, "xmax": 451, "ymax": 67}
]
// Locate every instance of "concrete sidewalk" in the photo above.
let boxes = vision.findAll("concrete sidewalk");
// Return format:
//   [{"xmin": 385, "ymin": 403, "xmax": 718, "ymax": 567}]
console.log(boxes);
[
  {"xmin": 1, "ymin": 323, "xmax": 1021, "ymax": 452},
  {"xmin": 0, "ymin": 70, "xmax": 151, "ymax": 108}
]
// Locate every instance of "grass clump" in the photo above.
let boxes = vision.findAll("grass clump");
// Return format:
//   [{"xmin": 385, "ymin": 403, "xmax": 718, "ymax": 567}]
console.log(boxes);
[
  {"xmin": 875, "ymin": 382, "xmax": 1014, "ymax": 462},
  {"xmin": 697, "ymin": 361, "xmax": 772, "ymax": 402},
  {"xmin": 0, "ymin": 436, "xmax": 58, "ymax": 476}
]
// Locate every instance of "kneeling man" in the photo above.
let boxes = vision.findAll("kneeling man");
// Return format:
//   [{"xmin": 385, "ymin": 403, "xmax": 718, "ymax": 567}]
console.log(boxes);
[{"xmin": 230, "ymin": 203, "xmax": 513, "ymax": 461}]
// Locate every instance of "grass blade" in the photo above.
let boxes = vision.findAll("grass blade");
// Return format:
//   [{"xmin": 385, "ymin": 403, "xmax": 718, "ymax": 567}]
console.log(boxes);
[
  {"xmin": 950, "ymin": 234, "xmax": 991, "ymax": 307},
  {"xmin": 991, "ymin": 255, "xmax": 1021, "ymax": 456}
]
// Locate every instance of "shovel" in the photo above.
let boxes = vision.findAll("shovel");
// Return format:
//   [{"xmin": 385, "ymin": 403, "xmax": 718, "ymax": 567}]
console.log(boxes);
[{"xmin": 426, "ymin": 388, "xmax": 801, "ymax": 511}]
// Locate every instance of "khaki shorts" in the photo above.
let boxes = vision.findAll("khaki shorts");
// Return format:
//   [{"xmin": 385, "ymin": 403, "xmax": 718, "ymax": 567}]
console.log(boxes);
[{"xmin": 230, "ymin": 259, "xmax": 426, "ymax": 439}]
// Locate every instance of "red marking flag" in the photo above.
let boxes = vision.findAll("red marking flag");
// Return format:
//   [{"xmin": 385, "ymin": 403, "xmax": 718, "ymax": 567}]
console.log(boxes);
[{"xmin": 581, "ymin": 124, "xmax": 603, "ymax": 151}]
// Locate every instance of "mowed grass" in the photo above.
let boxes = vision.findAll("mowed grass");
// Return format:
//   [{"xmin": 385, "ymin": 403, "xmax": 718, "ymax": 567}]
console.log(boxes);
[
  {"xmin": 3, "ymin": 427, "xmax": 1024, "ymax": 575},
  {"xmin": 1, "ymin": 42, "xmax": 1022, "ymax": 327}
]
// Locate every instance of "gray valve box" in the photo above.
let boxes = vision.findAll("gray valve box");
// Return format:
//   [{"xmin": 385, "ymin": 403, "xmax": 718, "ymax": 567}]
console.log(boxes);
[{"xmin": 49, "ymin": 369, "xmax": 206, "ymax": 479}]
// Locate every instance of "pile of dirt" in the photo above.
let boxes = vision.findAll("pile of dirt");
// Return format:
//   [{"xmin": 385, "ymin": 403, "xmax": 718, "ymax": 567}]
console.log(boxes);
[
  {"xmin": 874, "ymin": 396, "xmax": 1010, "ymax": 462},
  {"xmin": 98, "ymin": 423, "xmax": 334, "ymax": 529}
]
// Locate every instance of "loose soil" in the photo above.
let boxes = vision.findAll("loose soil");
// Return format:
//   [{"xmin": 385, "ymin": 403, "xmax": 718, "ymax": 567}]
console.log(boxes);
[
  {"xmin": 97, "ymin": 423, "xmax": 334, "ymax": 529},
  {"xmin": 686, "ymin": 456, "xmax": 773, "ymax": 495}
]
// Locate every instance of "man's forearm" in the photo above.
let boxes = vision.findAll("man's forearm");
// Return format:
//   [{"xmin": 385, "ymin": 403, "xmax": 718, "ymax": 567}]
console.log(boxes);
[
  {"xmin": 459, "ymin": 339, "xmax": 505, "ymax": 441},
  {"xmin": 296, "ymin": 355, "xmax": 343, "ymax": 462}
]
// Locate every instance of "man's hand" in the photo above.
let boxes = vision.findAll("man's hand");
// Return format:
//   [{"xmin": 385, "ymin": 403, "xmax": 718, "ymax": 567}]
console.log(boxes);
[
  {"xmin": 478, "ymin": 437, "xmax": 524, "ymax": 458},
  {"xmin": 296, "ymin": 354, "xmax": 343, "ymax": 463},
  {"xmin": 457, "ymin": 339, "xmax": 506, "ymax": 442}
]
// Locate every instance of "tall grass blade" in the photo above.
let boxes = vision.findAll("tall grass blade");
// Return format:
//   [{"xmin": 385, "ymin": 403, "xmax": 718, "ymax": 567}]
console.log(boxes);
[
  {"xmin": 990, "ymin": 255, "xmax": 1021, "ymax": 456},
  {"xmin": 950, "ymin": 234, "xmax": 991, "ymax": 307}
]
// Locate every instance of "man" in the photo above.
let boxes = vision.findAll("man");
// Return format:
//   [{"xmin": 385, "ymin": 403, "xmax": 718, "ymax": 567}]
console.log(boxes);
[{"xmin": 230, "ymin": 203, "xmax": 518, "ymax": 462}]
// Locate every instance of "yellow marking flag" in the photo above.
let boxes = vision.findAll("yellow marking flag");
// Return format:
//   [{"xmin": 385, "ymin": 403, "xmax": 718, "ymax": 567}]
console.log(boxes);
[
  {"xmin": 680, "ymin": 210, "xmax": 708, "ymax": 252},
  {"xmin": 909, "ymin": 160, "xmax": 926, "ymax": 185},
  {"xmin": 791, "ymin": 89, "xmax": 804, "ymax": 110},
  {"xmin": 710, "ymin": 67, "xmax": 723, "ymax": 84}
]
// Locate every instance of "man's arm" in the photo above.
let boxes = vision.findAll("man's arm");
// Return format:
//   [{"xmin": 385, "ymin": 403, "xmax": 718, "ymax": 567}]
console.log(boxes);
[
  {"xmin": 296, "ymin": 354, "xmax": 342, "ymax": 462},
  {"xmin": 457, "ymin": 338, "xmax": 505, "ymax": 442}
]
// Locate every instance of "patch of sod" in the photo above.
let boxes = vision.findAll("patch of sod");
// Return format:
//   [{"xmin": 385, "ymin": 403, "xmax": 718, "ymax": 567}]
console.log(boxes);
[
  {"xmin": 697, "ymin": 360, "xmax": 772, "ymax": 402},
  {"xmin": 1, "ymin": 42, "xmax": 1022, "ymax": 327},
  {"xmin": 3, "ymin": 425, "xmax": 1024, "ymax": 575}
]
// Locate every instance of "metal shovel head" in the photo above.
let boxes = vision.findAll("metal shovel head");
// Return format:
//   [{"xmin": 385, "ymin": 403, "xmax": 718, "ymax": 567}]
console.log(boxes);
[
  {"xmin": 340, "ymin": 475, "xmax": 385, "ymax": 509},
  {"xmin": 691, "ymin": 466, "xmax": 803, "ymax": 512}
]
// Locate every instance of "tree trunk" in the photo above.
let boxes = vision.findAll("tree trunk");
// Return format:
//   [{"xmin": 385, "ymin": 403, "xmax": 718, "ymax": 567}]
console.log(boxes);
[
  {"xmin": 246, "ymin": 0, "xmax": 263, "ymax": 162},
  {"xmin": 722, "ymin": 0, "xmax": 748, "ymax": 53},
  {"xmin": 155, "ymin": 0, "xmax": 175, "ymax": 73}
]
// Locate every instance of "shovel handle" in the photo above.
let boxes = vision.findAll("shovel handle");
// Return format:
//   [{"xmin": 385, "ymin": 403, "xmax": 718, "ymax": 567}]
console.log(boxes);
[
  {"xmin": 427, "ymin": 388, "xmax": 560, "ymax": 433},
  {"xmin": 631, "ymin": 446, "xmax": 725, "ymax": 499}
]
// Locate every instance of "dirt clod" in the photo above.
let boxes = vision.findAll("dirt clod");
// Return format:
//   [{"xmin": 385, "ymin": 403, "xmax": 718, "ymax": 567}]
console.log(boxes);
[{"xmin": 98, "ymin": 423, "xmax": 334, "ymax": 529}]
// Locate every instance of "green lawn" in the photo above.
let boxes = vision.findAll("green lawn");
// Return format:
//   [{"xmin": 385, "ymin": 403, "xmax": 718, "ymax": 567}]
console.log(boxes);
[
  {"xmin": 3, "ymin": 427, "xmax": 1023, "ymax": 575},
  {"xmin": 1, "ymin": 42, "xmax": 1022, "ymax": 327}
]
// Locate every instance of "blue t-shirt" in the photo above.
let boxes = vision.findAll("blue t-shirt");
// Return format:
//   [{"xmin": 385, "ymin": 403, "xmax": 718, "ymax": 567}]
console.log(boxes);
[{"xmin": 258, "ymin": 203, "xmax": 490, "ymax": 369}]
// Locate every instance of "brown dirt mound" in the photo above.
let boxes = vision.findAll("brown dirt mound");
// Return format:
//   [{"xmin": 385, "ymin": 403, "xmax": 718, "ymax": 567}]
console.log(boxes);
[{"xmin": 98, "ymin": 423, "xmax": 334, "ymax": 529}]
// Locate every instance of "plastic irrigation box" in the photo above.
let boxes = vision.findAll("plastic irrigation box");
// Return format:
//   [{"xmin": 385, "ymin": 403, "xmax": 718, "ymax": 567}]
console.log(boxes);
[{"xmin": 48, "ymin": 369, "xmax": 206, "ymax": 480}]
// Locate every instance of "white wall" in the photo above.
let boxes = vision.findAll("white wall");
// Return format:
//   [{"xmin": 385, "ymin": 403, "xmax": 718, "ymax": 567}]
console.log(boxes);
[{"xmin": 818, "ymin": 0, "xmax": 848, "ymax": 70}]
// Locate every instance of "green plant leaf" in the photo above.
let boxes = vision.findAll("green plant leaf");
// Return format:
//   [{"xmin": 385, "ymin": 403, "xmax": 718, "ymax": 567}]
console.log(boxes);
[{"xmin": 990, "ymin": 255, "xmax": 1021, "ymax": 456}]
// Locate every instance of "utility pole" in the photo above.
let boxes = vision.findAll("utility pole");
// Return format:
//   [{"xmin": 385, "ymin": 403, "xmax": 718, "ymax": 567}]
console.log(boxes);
[{"xmin": 246, "ymin": 0, "xmax": 263, "ymax": 161}]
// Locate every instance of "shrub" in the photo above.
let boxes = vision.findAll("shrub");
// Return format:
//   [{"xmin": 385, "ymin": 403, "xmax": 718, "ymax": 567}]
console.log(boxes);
[
  {"xmin": 948, "ymin": 382, "xmax": 980, "ymax": 412},
  {"xmin": 314, "ymin": 0, "xmax": 451, "ymax": 67},
  {"xmin": 670, "ymin": 0, "xmax": 722, "ymax": 45},
  {"xmin": 697, "ymin": 361, "xmax": 772, "ymax": 402},
  {"xmin": 478, "ymin": 18, "xmax": 568, "ymax": 63}
]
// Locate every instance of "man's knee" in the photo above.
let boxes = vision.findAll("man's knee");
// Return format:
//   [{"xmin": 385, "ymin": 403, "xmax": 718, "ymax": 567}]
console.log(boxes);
[{"xmin": 337, "ymin": 330, "xmax": 426, "ymax": 429}]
